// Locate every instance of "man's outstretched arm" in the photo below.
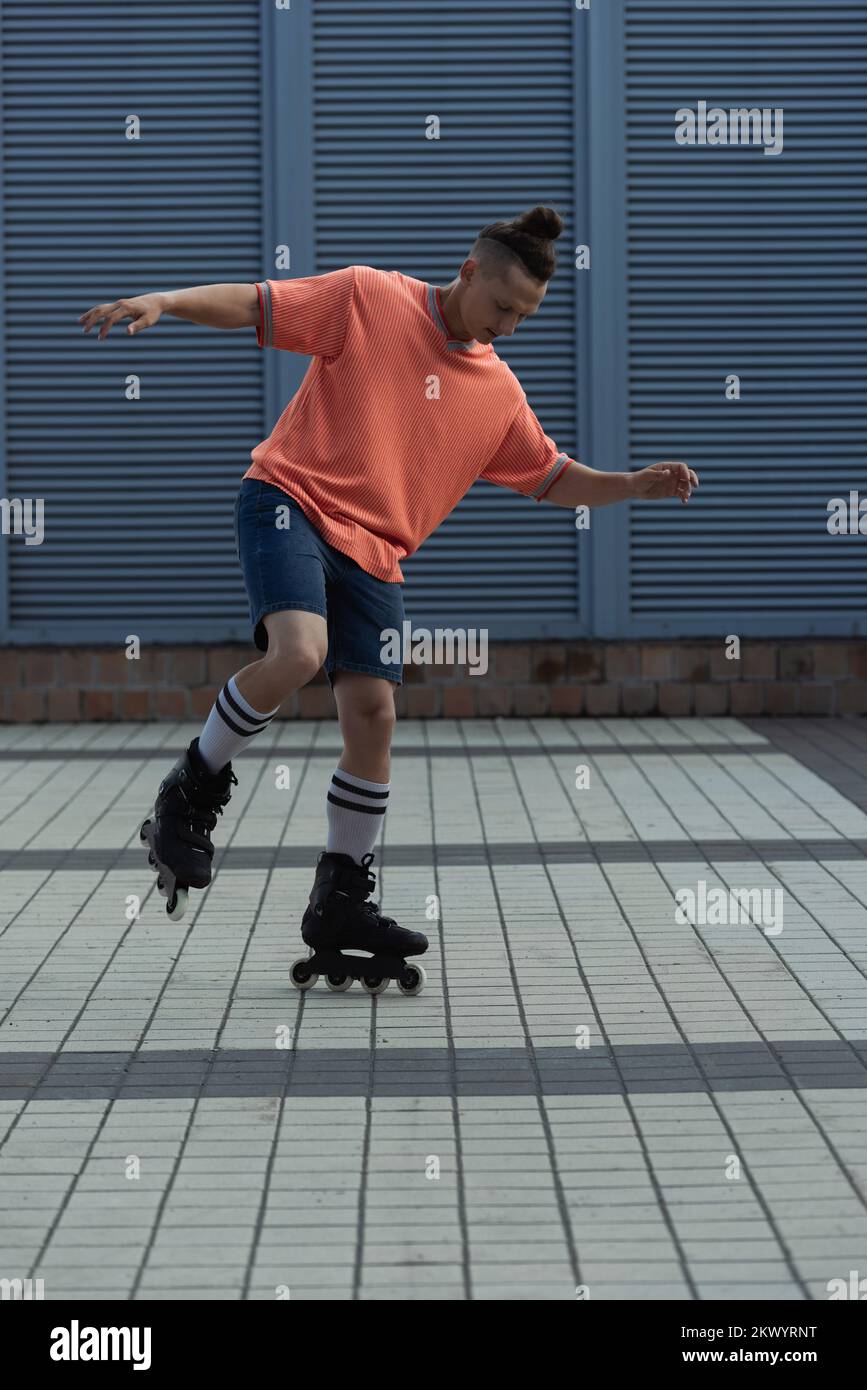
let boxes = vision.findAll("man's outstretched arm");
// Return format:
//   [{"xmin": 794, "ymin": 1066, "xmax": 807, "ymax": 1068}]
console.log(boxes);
[
  {"xmin": 542, "ymin": 459, "xmax": 699, "ymax": 508},
  {"xmin": 480, "ymin": 397, "xmax": 699, "ymax": 507},
  {"xmin": 78, "ymin": 284, "xmax": 260, "ymax": 339}
]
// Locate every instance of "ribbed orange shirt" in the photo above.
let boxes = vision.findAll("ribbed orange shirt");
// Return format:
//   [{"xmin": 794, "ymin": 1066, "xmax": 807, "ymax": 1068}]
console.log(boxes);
[{"xmin": 244, "ymin": 264, "xmax": 573, "ymax": 582}]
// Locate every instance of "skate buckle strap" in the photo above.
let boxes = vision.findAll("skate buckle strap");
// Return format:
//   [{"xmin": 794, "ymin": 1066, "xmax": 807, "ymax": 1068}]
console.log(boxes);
[{"xmin": 179, "ymin": 766, "xmax": 237, "ymax": 813}]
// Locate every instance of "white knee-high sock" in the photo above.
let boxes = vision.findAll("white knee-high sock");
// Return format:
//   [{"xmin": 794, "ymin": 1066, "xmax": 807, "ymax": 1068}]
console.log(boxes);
[
  {"xmin": 325, "ymin": 768, "xmax": 390, "ymax": 864},
  {"xmin": 197, "ymin": 675, "xmax": 280, "ymax": 774}
]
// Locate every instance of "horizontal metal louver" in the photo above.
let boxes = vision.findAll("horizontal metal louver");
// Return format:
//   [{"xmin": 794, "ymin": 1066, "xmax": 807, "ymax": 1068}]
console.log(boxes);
[
  {"xmin": 1, "ymin": 1, "xmax": 264, "ymax": 641},
  {"xmin": 5, "ymin": 1, "xmax": 853, "ymax": 648},
  {"xmin": 624, "ymin": 0, "xmax": 867, "ymax": 633},
  {"xmin": 312, "ymin": 0, "xmax": 582, "ymax": 634}
]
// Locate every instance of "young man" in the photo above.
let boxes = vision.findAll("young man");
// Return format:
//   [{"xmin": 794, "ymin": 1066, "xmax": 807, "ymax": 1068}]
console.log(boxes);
[{"xmin": 79, "ymin": 205, "xmax": 697, "ymax": 995}]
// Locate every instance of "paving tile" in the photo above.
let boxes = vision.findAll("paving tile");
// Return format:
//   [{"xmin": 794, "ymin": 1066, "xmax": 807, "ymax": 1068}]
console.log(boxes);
[{"xmin": 2, "ymin": 717, "xmax": 867, "ymax": 1300}]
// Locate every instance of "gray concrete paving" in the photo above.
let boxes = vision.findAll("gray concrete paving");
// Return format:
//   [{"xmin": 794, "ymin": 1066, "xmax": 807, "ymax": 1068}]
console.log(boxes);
[{"xmin": 1, "ymin": 715, "xmax": 867, "ymax": 1300}]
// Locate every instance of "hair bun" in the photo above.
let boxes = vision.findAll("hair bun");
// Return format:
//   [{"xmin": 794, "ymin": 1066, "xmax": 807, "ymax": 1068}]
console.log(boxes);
[{"xmin": 514, "ymin": 205, "xmax": 564, "ymax": 241}]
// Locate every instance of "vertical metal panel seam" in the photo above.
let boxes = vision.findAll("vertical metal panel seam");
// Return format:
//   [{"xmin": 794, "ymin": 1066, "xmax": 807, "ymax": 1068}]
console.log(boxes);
[
  {"xmin": 262, "ymin": 0, "xmax": 317, "ymax": 427},
  {"xmin": 572, "ymin": 0, "xmax": 594, "ymax": 635},
  {"xmin": 588, "ymin": 0, "xmax": 631, "ymax": 639}
]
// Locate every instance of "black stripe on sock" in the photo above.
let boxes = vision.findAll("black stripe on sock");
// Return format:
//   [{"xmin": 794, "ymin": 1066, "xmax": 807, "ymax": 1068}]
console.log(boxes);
[
  {"xmin": 331, "ymin": 774, "xmax": 389, "ymax": 800},
  {"xmin": 214, "ymin": 697, "xmax": 257, "ymax": 738},
  {"xmin": 222, "ymin": 682, "xmax": 274, "ymax": 727},
  {"xmin": 327, "ymin": 792, "xmax": 386, "ymax": 815}
]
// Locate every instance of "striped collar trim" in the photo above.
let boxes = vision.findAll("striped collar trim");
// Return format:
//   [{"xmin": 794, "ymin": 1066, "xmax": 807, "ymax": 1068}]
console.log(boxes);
[{"xmin": 426, "ymin": 284, "xmax": 479, "ymax": 352}]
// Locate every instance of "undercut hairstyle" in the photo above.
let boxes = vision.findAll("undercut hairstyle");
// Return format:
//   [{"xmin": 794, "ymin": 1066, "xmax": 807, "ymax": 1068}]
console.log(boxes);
[{"xmin": 469, "ymin": 205, "xmax": 565, "ymax": 284}]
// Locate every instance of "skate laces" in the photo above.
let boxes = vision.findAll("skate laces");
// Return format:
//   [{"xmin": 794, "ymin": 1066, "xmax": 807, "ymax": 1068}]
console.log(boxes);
[
  {"xmin": 179, "ymin": 768, "xmax": 237, "ymax": 832},
  {"xmin": 356, "ymin": 854, "xmax": 397, "ymax": 930},
  {"xmin": 359, "ymin": 899, "xmax": 397, "ymax": 930}
]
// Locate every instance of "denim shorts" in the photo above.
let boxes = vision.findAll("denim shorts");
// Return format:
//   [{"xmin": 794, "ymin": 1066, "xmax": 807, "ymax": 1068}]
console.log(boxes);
[{"xmin": 233, "ymin": 477, "xmax": 405, "ymax": 689}]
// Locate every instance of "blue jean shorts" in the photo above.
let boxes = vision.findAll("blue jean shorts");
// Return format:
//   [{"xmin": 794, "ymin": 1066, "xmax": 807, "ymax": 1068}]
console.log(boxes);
[{"xmin": 233, "ymin": 477, "xmax": 405, "ymax": 689}]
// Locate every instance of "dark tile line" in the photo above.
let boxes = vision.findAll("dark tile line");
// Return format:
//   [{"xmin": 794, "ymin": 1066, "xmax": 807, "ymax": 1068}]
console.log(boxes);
[
  {"xmin": 2, "ymin": 1042, "xmax": 864, "ymax": 1102},
  {"xmin": 0, "ymin": 742, "xmax": 763, "ymax": 762},
  {"xmin": 2, "ymin": 838, "xmax": 866, "ymax": 875}
]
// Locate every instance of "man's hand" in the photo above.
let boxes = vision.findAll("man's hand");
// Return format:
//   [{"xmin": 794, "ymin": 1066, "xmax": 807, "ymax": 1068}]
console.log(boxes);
[
  {"xmin": 78, "ymin": 293, "xmax": 166, "ymax": 340},
  {"xmin": 631, "ymin": 461, "xmax": 698, "ymax": 504}
]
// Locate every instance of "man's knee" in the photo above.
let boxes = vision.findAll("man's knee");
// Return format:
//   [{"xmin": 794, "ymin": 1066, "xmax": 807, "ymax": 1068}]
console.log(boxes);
[
  {"xmin": 261, "ymin": 611, "xmax": 328, "ymax": 687},
  {"xmin": 261, "ymin": 642, "xmax": 326, "ymax": 690},
  {"xmin": 338, "ymin": 688, "xmax": 397, "ymax": 743}
]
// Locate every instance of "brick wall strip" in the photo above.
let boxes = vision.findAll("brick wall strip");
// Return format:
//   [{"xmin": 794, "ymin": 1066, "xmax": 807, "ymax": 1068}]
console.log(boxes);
[{"xmin": 0, "ymin": 641, "xmax": 865, "ymax": 720}]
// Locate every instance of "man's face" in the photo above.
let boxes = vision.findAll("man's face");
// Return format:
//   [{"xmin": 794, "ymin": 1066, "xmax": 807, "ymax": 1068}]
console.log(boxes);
[{"xmin": 461, "ymin": 262, "xmax": 547, "ymax": 343}]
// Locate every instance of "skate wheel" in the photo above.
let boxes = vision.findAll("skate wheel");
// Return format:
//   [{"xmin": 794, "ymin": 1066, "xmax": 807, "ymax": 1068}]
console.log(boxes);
[
  {"xmin": 166, "ymin": 888, "xmax": 188, "ymax": 922},
  {"xmin": 139, "ymin": 821, "xmax": 151, "ymax": 845},
  {"xmin": 156, "ymin": 874, "xmax": 167, "ymax": 896},
  {"xmin": 147, "ymin": 851, "xmax": 157, "ymax": 868},
  {"xmin": 361, "ymin": 976, "xmax": 389, "ymax": 996},
  {"xmin": 325, "ymin": 973, "xmax": 353, "ymax": 992},
  {"xmin": 290, "ymin": 958, "xmax": 318, "ymax": 990},
  {"xmin": 397, "ymin": 963, "xmax": 427, "ymax": 997}
]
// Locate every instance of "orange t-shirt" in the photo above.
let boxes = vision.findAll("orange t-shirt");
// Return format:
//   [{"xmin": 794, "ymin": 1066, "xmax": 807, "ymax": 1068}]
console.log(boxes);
[{"xmin": 244, "ymin": 264, "xmax": 573, "ymax": 582}]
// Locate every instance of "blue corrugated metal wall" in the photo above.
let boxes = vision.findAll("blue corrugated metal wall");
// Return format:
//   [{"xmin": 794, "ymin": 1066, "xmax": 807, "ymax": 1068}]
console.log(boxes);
[
  {"xmin": 620, "ymin": 0, "xmax": 867, "ymax": 636},
  {"xmin": 0, "ymin": 1, "xmax": 266, "ymax": 644},
  {"xmin": 0, "ymin": 0, "xmax": 862, "ymax": 644}
]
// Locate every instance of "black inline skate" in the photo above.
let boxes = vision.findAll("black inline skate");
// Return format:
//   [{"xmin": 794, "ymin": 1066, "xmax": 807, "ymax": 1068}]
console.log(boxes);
[
  {"xmin": 139, "ymin": 736, "xmax": 237, "ymax": 921},
  {"xmin": 290, "ymin": 850, "xmax": 429, "ymax": 996}
]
